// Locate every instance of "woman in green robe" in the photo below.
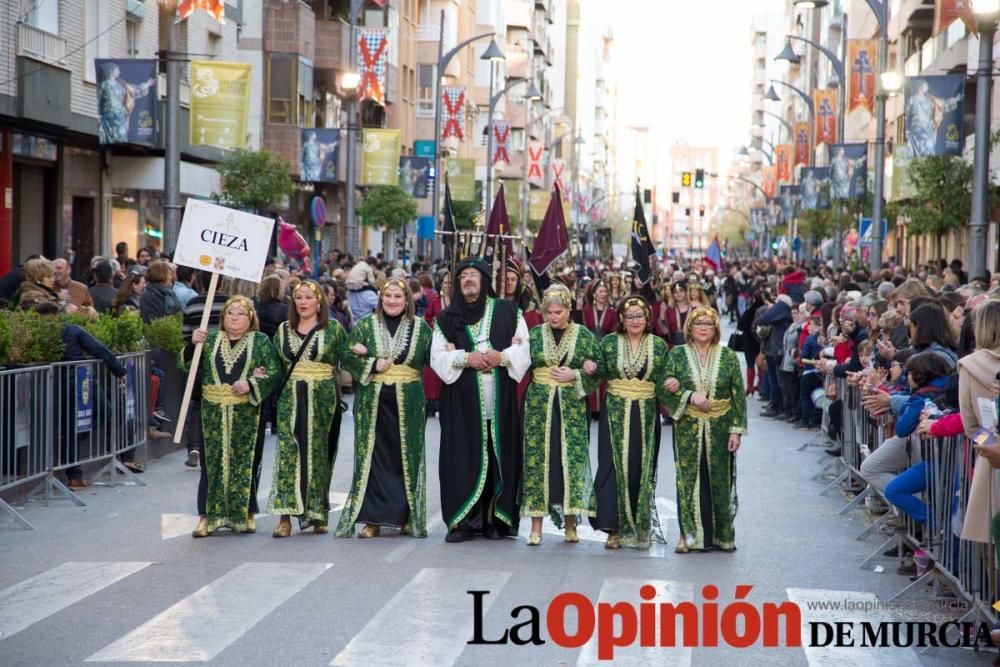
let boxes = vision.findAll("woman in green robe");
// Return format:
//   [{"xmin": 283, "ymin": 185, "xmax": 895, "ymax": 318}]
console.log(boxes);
[
  {"xmin": 268, "ymin": 280, "xmax": 347, "ymax": 536},
  {"xmin": 523, "ymin": 284, "xmax": 601, "ymax": 546},
  {"xmin": 337, "ymin": 278, "xmax": 431, "ymax": 538},
  {"xmin": 590, "ymin": 295, "xmax": 670, "ymax": 550},
  {"xmin": 662, "ymin": 306, "xmax": 747, "ymax": 553},
  {"xmin": 182, "ymin": 295, "xmax": 282, "ymax": 537}
]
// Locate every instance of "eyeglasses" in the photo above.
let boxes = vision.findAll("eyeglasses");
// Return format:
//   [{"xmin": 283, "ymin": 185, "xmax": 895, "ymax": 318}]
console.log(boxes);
[
  {"xmin": 623, "ymin": 314, "xmax": 646, "ymax": 321},
  {"xmin": 692, "ymin": 321, "xmax": 715, "ymax": 328},
  {"xmin": 226, "ymin": 310, "xmax": 249, "ymax": 318}
]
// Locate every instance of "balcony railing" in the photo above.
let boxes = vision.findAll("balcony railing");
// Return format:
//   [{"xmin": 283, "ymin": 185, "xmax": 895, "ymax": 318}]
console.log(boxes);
[{"xmin": 17, "ymin": 23, "xmax": 67, "ymax": 67}]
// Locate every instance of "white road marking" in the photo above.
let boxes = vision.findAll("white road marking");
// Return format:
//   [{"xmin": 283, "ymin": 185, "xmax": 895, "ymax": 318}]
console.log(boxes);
[
  {"xmin": 0, "ymin": 562, "xmax": 152, "ymax": 641},
  {"xmin": 161, "ymin": 513, "xmax": 199, "ymax": 540},
  {"xmin": 786, "ymin": 588, "xmax": 920, "ymax": 666},
  {"xmin": 381, "ymin": 511, "xmax": 443, "ymax": 564},
  {"xmin": 331, "ymin": 567, "xmax": 511, "ymax": 666},
  {"xmin": 577, "ymin": 578, "xmax": 695, "ymax": 666},
  {"xmin": 86, "ymin": 562, "xmax": 331, "ymax": 662}
]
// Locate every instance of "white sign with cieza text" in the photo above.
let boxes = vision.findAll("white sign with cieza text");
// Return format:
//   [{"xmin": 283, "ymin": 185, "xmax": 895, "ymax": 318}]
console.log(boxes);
[{"xmin": 174, "ymin": 200, "xmax": 275, "ymax": 283}]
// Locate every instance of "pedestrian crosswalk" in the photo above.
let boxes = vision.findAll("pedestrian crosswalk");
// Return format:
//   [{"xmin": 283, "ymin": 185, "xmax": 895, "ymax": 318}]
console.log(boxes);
[{"xmin": 0, "ymin": 562, "xmax": 953, "ymax": 665}]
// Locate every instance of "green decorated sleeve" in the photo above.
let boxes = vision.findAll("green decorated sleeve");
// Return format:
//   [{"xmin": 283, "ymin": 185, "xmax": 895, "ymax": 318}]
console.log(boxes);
[
  {"xmin": 342, "ymin": 316, "xmax": 377, "ymax": 384},
  {"xmin": 247, "ymin": 332, "xmax": 283, "ymax": 407}
]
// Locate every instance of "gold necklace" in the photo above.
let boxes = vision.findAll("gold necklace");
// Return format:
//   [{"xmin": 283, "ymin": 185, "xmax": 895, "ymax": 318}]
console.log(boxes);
[
  {"xmin": 377, "ymin": 316, "xmax": 413, "ymax": 361},
  {"xmin": 621, "ymin": 334, "xmax": 648, "ymax": 378},
  {"xmin": 219, "ymin": 335, "xmax": 251, "ymax": 375},
  {"xmin": 543, "ymin": 323, "xmax": 576, "ymax": 365}
]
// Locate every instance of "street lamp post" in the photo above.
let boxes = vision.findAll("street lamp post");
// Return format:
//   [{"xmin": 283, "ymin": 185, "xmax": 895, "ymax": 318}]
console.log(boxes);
[
  {"xmin": 158, "ymin": 0, "xmax": 181, "ymax": 253},
  {"xmin": 484, "ymin": 77, "xmax": 541, "ymax": 220},
  {"xmin": 429, "ymin": 14, "xmax": 497, "ymax": 261},
  {"xmin": 762, "ymin": 111, "xmax": 793, "ymax": 141},
  {"xmin": 866, "ymin": 0, "xmax": 889, "ymax": 272},
  {"xmin": 731, "ymin": 176, "xmax": 769, "ymax": 257},
  {"xmin": 343, "ymin": 0, "xmax": 364, "ymax": 257},
  {"xmin": 970, "ymin": 1, "xmax": 1000, "ymax": 279},
  {"xmin": 572, "ymin": 133, "xmax": 585, "ymax": 266}
]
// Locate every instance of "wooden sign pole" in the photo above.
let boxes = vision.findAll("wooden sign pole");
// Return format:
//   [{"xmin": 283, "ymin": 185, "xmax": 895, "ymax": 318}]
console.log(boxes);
[{"xmin": 172, "ymin": 271, "xmax": 220, "ymax": 445}]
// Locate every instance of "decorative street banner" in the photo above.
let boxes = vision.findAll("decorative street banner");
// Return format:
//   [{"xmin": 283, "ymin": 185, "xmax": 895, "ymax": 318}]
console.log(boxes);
[
  {"xmin": 526, "ymin": 140, "xmax": 545, "ymax": 186},
  {"xmin": 441, "ymin": 87, "xmax": 465, "ymax": 141},
  {"xmin": 799, "ymin": 167, "xmax": 831, "ymax": 210},
  {"xmin": 904, "ymin": 75, "xmax": 965, "ymax": 157},
  {"xmin": 174, "ymin": 199, "xmax": 276, "ymax": 283},
  {"xmin": 775, "ymin": 144, "xmax": 793, "ymax": 182},
  {"xmin": 813, "ymin": 89, "xmax": 838, "ymax": 146},
  {"xmin": 779, "ymin": 185, "xmax": 800, "ymax": 222},
  {"xmin": 358, "ymin": 29, "xmax": 389, "ymax": 105},
  {"xmin": 793, "ymin": 121, "xmax": 811, "ymax": 167},
  {"xmin": 76, "ymin": 366, "xmax": 93, "ymax": 433},
  {"xmin": 750, "ymin": 207, "xmax": 767, "ymax": 233},
  {"xmin": 529, "ymin": 190, "xmax": 548, "ymax": 222},
  {"xmin": 299, "ymin": 128, "xmax": 340, "ymax": 183},
  {"xmin": 178, "ymin": 0, "xmax": 225, "ymax": 23},
  {"xmin": 399, "ymin": 156, "xmax": 430, "ymax": 198},
  {"xmin": 551, "ymin": 158, "xmax": 567, "ymax": 193},
  {"xmin": 890, "ymin": 144, "xmax": 918, "ymax": 201},
  {"xmin": 762, "ymin": 166, "xmax": 777, "ymax": 199},
  {"xmin": 848, "ymin": 39, "xmax": 877, "ymax": 114},
  {"xmin": 504, "ymin": 179, "xmax": 522, "ymax": 220},
  {"xmin": 95, "ymin": 59, "xmax": 157, "ymax": 145},
  {"xmin": 414, "ymin": 140, "xmax": 435, "ymax": 158},
  {"xmin": 828, "ymin": 143, "xmax": 868, "ymax": 200},
  {"xmin": 492, "ymin": 120, "xmax": 511, "ymax": 165},
  {"xmin": 361, "ymin": 128, "xmax": 401, "ymax": 185},
  {"xmin": 445, "ymin": 157, "xmax": 476, "ymax": 202},
  {"xmin": 190, "ymin": 61, "xmax": 251, "ymax": 149},
  {"xmin": 933, "ymin": 0, "xmax": 976, "ymax": 35}
]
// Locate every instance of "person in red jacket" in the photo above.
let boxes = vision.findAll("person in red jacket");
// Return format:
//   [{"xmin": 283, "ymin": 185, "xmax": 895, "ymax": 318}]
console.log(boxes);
[{"xmin": 778, "ymin": 266, "xmax": 807, "ymax": 304}]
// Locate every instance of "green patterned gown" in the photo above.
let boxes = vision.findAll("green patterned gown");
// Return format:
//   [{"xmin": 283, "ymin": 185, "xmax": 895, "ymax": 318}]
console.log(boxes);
[
  {"xmin": 522, "ymin": 323, "xmax": 600, "ymax": 525},
  {"xmin": 179, "ymin": 331, "xmax": 281, "ymax": 533},
  {"xmin": 336, "ymin": 314, "xmax": 431, "ymax": 537},
  {"xmin": 590, "ymin": 333, "xmax": 670, "ymax": 548},
  {"xmin": 662, "ymin": 344, "xmax": 747, "ymax": 551},
  {"xmin": 267, "ymin": 320, "xmax": 347, "ymax": 528}
]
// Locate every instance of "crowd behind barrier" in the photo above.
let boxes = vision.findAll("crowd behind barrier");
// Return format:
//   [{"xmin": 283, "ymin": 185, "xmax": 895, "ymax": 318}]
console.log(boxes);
[
  {"xmin": 0, "ymin": 351, "xmax": 150, "ymax": 530},
  {"xmin": 808, "ymin": 378, "xmax": 997, "ymax": 629}
]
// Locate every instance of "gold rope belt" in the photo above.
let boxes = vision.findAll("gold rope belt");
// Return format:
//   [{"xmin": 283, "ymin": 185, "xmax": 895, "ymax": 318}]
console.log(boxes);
[
  {"xmin": 688, "ymin": 398, "xmax": 732, "ymax": 419},
  {"xmin": 532, "ymin": 367, "xmax": 574, "ymax": 388},
  {"xmin": 202, "ymin": 384, "xmax": 250, "ymax": 406},
  {"xmin": 373, "ymin": 364, "xmax": 420, "ymax": 385},
  {"xmin": 607, "ymin": 378, "xmax": 655, "ymax": 400},
  {"xmin": 290, "ymin": 360, "xmax": 334, "ymax": 382}
]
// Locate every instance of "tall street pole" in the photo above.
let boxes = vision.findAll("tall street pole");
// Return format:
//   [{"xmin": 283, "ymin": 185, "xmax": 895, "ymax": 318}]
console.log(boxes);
[
  {"xmin": 969, "ymin": 20, "xmax": 996, "ymax": 280},
  {"xmin": 485, "ymin": 61, "xmax": 496, "ymax": 219},
  {"xmin": 869, "ymin": 2, "xmax": 888, "ymax": 273},
  {"xmin": 163, "ymin": 12, "xmax": 181, "ymax": 253},
  {"xmin": 344, "ymin": 0, "xmax": 361, "ymax": 257}
]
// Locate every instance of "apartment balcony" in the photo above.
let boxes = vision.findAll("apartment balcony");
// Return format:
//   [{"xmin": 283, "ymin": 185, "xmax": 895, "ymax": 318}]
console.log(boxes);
[
  {"xmin": 534, "ymin": 0, "xmax": 550, "ymax": 22},
  {"xmin": 263, "ymin": 124, "xmax": 304, "ymax": 178},
  {"xmin": 265, "ymin": 0, "xmax": 316, "ymax": 61},
  {"xmin": 17, "ymin": 23, "xmax": 67, "ymax": 68},
  {"xmin": 315, "ymin": 18, "xmax": 350, "ymax": 72}
]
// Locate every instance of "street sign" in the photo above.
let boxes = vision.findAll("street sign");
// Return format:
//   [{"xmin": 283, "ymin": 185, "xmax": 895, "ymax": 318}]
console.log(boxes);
[
  {"xmin": 174, "ymin": 199, "xmax": 275, "ymax": 283},
  {"xmin": 859, "ymin": 217, "xmax": 888, "ymax": 247}
]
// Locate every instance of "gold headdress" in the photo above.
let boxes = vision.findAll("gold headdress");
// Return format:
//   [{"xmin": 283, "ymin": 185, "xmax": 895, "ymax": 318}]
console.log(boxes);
[
  {"xmin": 541, "ymin": 283, "xmax": 573, "ymax": 310},
  {"xmin": 221, "ymin": 295, "xmax": 259, "ymax": 333},
  {"xmin": 684, "ymin": 306, "xmax": 721, "ymax": 342},
  {"xmin": 377, "ymin": 277, "xmax": 415, "ymax": 319}
]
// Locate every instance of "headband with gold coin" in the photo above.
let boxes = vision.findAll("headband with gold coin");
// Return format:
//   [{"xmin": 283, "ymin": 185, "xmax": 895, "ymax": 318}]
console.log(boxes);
[
  {"xmin": 684, "ymin": 306, "xmax": 720, "ymax": 336},
  {"xmin": 295, "ymin": 279, "xmax": 324, "ymax": 301},
  {"xmin": 620, "ymin": 296, "xmax": 651, "ymax": 320},
  {"xmin": 380, "ymin": 277, "xmax": 410, "ymax": 298},
  {"xmin": 541, "ymin": 283, "xmax": 573, "ymax": 310}
]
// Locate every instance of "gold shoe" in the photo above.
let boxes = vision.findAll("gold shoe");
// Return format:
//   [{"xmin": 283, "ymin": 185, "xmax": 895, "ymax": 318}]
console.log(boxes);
[
  {"xmin": 272, "ymin": 520, "xmax": 292, "ymax": 538},
  {"xmin": 605, "ymin": 532, "xmax": 620, "ymax": 550},
  {"xmin": 192, "ymin": 516, "xmax": 210, "ymax": 538},
  {"xmin": 526, "ymin": 532, "xmax": 542, "ymax": 546},
  {"xmin": 243, "ymin": 513, "xmax": 256, "ymax": 534},
  {"xmin": 359, "ymin": 524, "xmax": 380, "ymax": 539},
  {"xmin": 312, "ymin": 523, "xmax": 328, "ymax": 534},
  {"xmin": 564, "ymin": 526, "xmax": 579, "ymax": 543},
  {"xmin": 675, "ymin": 537, "xmax": 689, "ymax": 554}
]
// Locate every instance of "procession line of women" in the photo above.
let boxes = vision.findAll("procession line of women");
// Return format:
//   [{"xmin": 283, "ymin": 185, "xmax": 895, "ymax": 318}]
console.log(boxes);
[{"xmin": 183, "ymin": 280, "xmax": 747, "ymax": 552}]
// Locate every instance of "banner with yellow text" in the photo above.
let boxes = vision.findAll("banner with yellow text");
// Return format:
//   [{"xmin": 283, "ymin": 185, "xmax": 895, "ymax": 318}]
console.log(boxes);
[
  {"xmin": 446, "ymin": 157, "xmax": 476, "ymax": 202},
  {"xmin": 361, "ymin": 129, "xmax": 401, "ymax": 185},
  {"xmin": 189, "ymin": 61, "xmax": 251, "ymax": 149}
]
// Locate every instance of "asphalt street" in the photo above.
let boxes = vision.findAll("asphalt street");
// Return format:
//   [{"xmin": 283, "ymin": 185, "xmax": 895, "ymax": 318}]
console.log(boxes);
[{"xmin": 1, "ymin": 323, "xmax": 995, "ymax": 666}]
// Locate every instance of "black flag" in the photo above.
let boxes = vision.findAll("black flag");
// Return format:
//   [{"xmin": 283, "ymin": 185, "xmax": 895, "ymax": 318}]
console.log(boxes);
[
  {"xmin": 442, "ymin": 175, "xmax": 456, "ymax": 255},
  {"xmin": 631, "ymin": 186, "xmax": 652, "ymax": 285}
]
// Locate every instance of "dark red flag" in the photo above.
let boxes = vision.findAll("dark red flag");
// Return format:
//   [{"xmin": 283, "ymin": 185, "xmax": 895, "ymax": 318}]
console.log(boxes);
[
  {"xmin": 529, "ymin": 185, "xmax": 570, "ymax": 275},
  {"xmin": 486, "ymin": 183, "xmax": 513, "ymax": 255}
]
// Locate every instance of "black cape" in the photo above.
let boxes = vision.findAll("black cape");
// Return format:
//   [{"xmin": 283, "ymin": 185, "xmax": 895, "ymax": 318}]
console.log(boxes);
[{"xmin": 437, "ymin": 297, "xmax": 523, "ymax": 533}]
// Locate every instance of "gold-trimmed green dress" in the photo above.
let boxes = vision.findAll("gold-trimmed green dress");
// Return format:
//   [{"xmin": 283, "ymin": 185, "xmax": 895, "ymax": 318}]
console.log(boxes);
[
  {"xmin": 267, "ymin": 320, "xmax": 347, "ymax": 528},
  {"xmin": 590, "ymin": 333, "xmax": 669, "ymax": 548},
  {"xmin": 336, "ymin": 313, "xmax": 431, "ymax": 537},
  {"xmin": 522, "ymin": 322, "xmax": 599, "ymax": 525},
  {"xmin": 662, "ymin": 343, "xmax": 747, "ymax": 551},
  {"xmin": 179, "ymin": 331, "xmax": 281, "ymax": 533}
]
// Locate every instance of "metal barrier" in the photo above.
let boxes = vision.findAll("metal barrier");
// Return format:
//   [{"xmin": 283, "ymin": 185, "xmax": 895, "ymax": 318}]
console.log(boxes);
[
  {"xmin": 0, "ymin": 352, "xmax": 150, "ymax": 530},
  {"xmin": 808, "ymin": 381, "xmax": 998, "ymax": 629},
  {"xmin": 0, "ymin": 364, "xmax": 52, "ymax": 529}
]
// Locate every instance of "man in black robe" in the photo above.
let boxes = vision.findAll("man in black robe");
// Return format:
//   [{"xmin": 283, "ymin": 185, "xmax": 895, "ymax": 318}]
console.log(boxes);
[{"xmin": 430, "ymin": 257, "xmax": 531, "ymax": 542}]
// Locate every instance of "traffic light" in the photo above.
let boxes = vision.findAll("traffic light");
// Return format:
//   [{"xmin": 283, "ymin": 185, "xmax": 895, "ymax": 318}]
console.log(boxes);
[
  {"xmin": 698, "ymin": 204, "xmax": 706, "ymax": 217},
  {"xmin": 681, "ymin": 172, "xmax": 692, "ymax": 187},
  {"xmin": 695, "ymin": 169, "xmax": 705, "ymax": 189}
]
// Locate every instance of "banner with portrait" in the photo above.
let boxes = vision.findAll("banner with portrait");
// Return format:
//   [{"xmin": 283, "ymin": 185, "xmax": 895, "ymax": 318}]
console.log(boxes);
[
  {"xmin": 189, "ymin": 61, "xmax": 251, "ymax": 149},
  {"xmin": 398, "ymin": 156, "xmax": 430, "ymax": 198},
  {"xmin": 779, "ymin": 185, "xmax": 800, "ymax": 222},
  {"xmin": 299, "ymin": 128, "xmax": 340, "ymax": 183},
  {"xmin": 904, "ymin": 75, "xmax": 965, "ymax": 157},
  {"xmin": 775, "ymin": 144, "xmax": 793, "ymax": 182},
  {"xmin": 361, "ymin": 129, "xmax": 401, "ymax": 185},
  {"xmin": 827, "ymin": 143, "xmax": 868, "ymax": 200},
  {"xmin": 446, "ymin": 157, "xmax": 476, "ymax": 202},
  {"xmin": 799, "ymin": 167, "xmax": 831, "ymax": 210},
  {"xmin": 750, "ymin": 207, "xmax": 767, "ymax": 233},
  {"xmin": 848, "ymin": 39, "xmax": 877, "ymax": 114},
  {"xmin": 813, "ymin": 89, "xmax": 838, "ymax": 146},
  {"xmin": 793, "ymin": 121, "xmax": 811, "ymax": 167},
  {"xmin": 95, "ymin": 59, "xmax": 157, "ymax": 145}
]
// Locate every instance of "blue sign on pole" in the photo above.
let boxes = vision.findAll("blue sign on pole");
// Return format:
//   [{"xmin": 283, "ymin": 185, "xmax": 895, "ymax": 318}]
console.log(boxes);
[
  {"xmin": 414, "ymin": 140, "xmax": 436, "ymax": 158},
  {"xmin": 859, "ymin": 218, "xmax": 888, "ymax": 246},
  {"xmin": 417, "ymin": 215, "xmax": 436, "ymax": 241}
]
